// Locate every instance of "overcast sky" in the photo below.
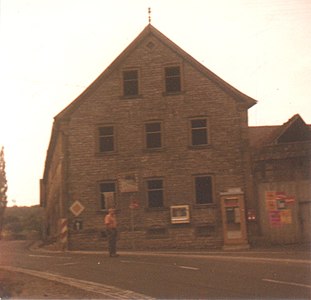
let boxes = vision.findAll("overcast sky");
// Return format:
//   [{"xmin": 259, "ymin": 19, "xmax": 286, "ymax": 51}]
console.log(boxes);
[{"xmin": 0, "ymin": 0, "xmax": 310, "ymax": 207}]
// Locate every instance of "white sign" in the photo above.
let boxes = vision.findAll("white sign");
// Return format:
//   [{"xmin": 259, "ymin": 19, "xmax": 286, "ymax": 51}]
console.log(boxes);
[
  {"xmin": 119, "ymin": 173, "xmax": 138, "ymax": 193},
  {"xmin": 69, "ymin": 201, "xmax": 85, "ymax": 217}
]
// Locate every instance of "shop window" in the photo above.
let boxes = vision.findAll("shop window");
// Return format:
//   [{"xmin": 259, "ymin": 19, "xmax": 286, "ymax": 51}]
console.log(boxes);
[
  {"xmin": 145, "ymin": 122, "xmax": 162, "ymax": 149},
  {"xmin": 165, "ymin": 66, "xmax": 181, "ymax": 93},
  {"xmin": 195, "ymin": 176, "xmax": 213, "ymax": 204},
  {"xmin": 147, "ymin": 179, "xmax": 164, "ymax": 208}
]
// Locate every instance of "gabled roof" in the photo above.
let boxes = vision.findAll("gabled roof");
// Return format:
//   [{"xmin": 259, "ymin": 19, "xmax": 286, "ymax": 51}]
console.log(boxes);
[
  {"xmin": 249, "ymin": 114, "xmax": 311, "ymax": 148},
  {"xmin": 42, "ymin": 24, "xmax": 258, "ymax": 183},
  {"xmin": 55, "ymin": 24, "xmax": 257, "ymax": 122}
]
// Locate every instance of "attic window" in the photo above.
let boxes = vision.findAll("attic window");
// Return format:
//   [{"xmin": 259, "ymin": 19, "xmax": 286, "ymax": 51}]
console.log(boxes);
[
  {"xmin": 123, "ymin": 70, "xmax": 139, "ymax": 97},
  {"xmin": 165, "ymin": 66, "xmax": 181, "ymax": 93}
]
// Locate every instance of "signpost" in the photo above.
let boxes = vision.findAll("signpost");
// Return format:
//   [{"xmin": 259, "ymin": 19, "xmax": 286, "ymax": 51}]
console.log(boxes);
[{"xmin": 129, "ymin": 196, "xmax": 139, "ymax": 249}]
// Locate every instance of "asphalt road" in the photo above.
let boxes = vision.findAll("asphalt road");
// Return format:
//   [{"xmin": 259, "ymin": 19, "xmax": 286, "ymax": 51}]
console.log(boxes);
[{"xmin": 0, "ymin": 241, "xmax": 310, "ymax": 299}]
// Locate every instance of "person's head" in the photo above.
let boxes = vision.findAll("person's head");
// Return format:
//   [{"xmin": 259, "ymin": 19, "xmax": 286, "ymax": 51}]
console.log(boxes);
[{"xmin": 108, "ymin": 208, "xmax": 116, "ymax": 215}]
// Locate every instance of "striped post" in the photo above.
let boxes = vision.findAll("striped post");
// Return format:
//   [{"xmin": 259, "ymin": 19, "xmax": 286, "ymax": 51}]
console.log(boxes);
[{"xmin": 59, "ymin": 218, "xmax": 68, "ymax": 251}]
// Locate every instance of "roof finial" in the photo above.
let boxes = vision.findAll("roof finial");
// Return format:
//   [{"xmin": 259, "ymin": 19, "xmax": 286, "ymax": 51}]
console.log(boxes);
[{"xmin": 148, "ymin": 7, "xmax": 151, "ymax": 24}]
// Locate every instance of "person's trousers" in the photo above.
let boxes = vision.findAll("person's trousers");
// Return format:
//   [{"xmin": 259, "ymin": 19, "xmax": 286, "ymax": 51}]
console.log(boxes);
[{"xmin": 106, "ymin": 228, "xmax": 117, "ymax": 255}]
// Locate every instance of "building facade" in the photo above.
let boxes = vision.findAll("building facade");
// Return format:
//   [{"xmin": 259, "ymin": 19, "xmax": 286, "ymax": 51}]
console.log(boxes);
[
  {"xmin": 249, "ymin": 114, "xmax": 311, "ymax": 245},
  {"xmin": 41, "ymin": 24, "xmax": 261, "ymax": 250}
]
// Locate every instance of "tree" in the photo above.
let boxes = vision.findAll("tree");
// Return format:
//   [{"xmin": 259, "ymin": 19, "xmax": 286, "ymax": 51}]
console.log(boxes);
[{"xmin": 0, "ymin": 146, "xmax": 8, "ymax": 238}]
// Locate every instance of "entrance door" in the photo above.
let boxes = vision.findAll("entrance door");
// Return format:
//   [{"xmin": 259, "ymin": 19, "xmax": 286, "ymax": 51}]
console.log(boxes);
[{"xmin": 220, "ymin": 193, "xmax": 249, "ymax": 248}]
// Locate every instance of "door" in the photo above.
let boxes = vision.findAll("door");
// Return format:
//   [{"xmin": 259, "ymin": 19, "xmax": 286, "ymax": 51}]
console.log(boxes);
[{"xmin": 220, "ymin": 193, "xmax": 249, "ymax": 247}]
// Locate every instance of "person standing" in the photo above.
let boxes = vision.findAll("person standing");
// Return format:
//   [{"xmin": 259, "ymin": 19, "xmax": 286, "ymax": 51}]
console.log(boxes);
[{"xmin": 104, "ymin": 208, "xmax": 119, "ymax": 257}]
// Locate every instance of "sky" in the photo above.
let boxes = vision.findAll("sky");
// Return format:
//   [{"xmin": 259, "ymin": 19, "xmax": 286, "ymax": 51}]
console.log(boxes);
[{"xmin": 0, "ymin": 0, "xmax": 310, "ymax": 207}]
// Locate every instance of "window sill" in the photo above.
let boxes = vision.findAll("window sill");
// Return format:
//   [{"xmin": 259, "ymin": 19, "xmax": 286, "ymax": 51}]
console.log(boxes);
[
  {"xmin": 119, "ymin": 94, "xmax": 143, "ymax": 100},
  {"xmin": 162, "ymin": 91, "xmax": 184, "ymax": 97},
  {"xmin": 143, "ymin": 147, "xmax": 165, "ymax": 153},
  {"xmin": 188, "ymin": 144, "xmax": 212, "ymax": 150}
]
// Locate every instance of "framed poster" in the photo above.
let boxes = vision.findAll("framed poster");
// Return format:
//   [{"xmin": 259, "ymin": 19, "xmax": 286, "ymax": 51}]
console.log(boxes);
[{"xmin": 170, "ymin": 205, "xmax": 190, "ymax": 224}]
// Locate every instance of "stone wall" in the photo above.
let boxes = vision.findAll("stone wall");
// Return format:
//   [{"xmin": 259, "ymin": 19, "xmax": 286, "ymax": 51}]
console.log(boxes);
[{"xmin": 44, "ymin": 32, "xmax": 252, "ymax": 250}]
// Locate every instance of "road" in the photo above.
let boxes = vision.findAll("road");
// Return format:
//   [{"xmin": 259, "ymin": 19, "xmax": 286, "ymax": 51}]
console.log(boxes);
[{"xmin": 0, "ymin": 241, "xmax": 310, "ymax": 299}]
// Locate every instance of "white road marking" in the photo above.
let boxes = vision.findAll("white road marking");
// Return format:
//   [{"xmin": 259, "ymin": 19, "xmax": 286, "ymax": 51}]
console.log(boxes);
[
  {"xmin": 58, "ymin": 262, "xmax": 78, "ymax": 266},
  {"xmin": 262, "ymin": 278, "xmax": 311, "ymax": 289},
  {"xmin": 28, "ymin": 254, "xmax": 71, "ymax": 259},
  {"xmin": 178, "ymin": 265, "xmax": 199, "ymax": 270},
  {"xmin": 119, "ymin": 252, "xmax": 311, "ymax": 265},
  {"xmin": 121, "ymin": 260, "xmax": 159, "ymax": 266},
  {"xmin": 28, "ymin": 254, "xmax": 53, "ymax": 258},
  {"xmin": 121, "ymin": 259, "xmax": 199, "ymax": 271}
]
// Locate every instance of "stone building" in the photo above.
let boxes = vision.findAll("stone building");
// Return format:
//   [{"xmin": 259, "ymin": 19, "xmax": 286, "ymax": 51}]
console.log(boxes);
[{"xmin": 40, "ymin": 24, "xmax": 258, "ymax": 250}]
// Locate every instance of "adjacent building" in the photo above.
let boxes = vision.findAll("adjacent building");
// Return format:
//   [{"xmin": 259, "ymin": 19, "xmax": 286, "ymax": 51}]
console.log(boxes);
[{"xmin": 249, "ymin": 114, "xmax": 311, "ymax": 245}]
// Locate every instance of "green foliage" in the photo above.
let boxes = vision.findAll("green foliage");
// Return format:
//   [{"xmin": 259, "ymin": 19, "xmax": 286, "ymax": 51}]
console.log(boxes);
[
  {"xmin": 0, "ymin": 146, "xmax": 7, "ymax": 204},
  {"xmin": 0, "ymin": 146, "xmax": 8, "ymax": 237},
  {"xmin": 3, "ymin": 205, "xmax": 43, "ymax": 239}
]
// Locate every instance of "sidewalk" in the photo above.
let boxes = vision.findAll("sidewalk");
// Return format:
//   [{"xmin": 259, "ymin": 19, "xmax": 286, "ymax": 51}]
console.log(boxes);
[{"xmin": 31, "ymin": 240, "xmax": 311, "ymax": 264}]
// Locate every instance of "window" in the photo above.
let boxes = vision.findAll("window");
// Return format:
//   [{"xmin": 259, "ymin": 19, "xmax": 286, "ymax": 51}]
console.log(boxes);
[
  {"xmin": 165, "ymin": 66, "xmax": 181, "ymax": 93},
  {"xmin": 99, "ymin": 126, "xmax": 114, "ymax": 152},
  {"xmin": 145, "ymin": 122, "xmax": 162, "ymax": 149},
  {"xmin": 100, "ymin": 182, "xmax": 116, "ymax": 210},
  {"xmin": 123, "ymin": 70, "xmax": 139, "ymax": 97},
  {"xmin": 195, "ymin": 176, "xmax": 213, "ymax": 204},
  {"xmin": 147, "ymin": 179, "xmax": 164, "ymax": 208},
  {"xmin": 191, "ymin": 118, "xmax": 208, "ymax": 146}
]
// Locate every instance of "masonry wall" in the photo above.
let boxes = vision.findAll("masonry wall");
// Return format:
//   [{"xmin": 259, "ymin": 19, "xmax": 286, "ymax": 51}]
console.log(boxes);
[
  {"xmin": 42, "ymin": 129, "xmax": 65, "ymax": 242},
  {"xmin": 52, "ymin": 34, "xmax": 251, "ymax": 250}
]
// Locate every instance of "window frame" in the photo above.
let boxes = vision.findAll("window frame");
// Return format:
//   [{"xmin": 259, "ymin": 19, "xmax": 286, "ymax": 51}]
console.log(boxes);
[
  {"xmin": 122, "ymin": 68, "xmax": 140, "ymax": 98},
  {"xmin": 99, "ymin": 181, "xmax": 117, "ymax": 211},
  {"xmin": 164, "ymin": 65, "xmax": 182, "ymax": 94},
  {"xmin": 189, "ymin": 117, "xmax": 209, "ymax": 147},
  {"xmin": 193, "ymin": 175, "xmax": 214, "ymax": 205},
  {"xmin": 97, "ymin": 125, "xmax": 116, "ymax": 154},
  {"xmin": 145, "ymin": 178, "xmax": 165, "ymax": 209},
  {"xmin": 144, "ymin": 121, "xmax": 163, "ymax": 150}
]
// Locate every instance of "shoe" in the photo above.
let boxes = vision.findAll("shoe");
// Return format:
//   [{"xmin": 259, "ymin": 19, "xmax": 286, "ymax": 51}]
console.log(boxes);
[{"xmin": 110, "ymin": 254, "xmax": 119, "ymax": 257}]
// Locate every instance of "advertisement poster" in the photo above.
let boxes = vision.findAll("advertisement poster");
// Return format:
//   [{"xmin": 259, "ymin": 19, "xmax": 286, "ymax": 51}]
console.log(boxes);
[
  {"xmin": 269, "ymin": 211, "xmax": 281, "ymax": 226},
  {"xmin": 280, "ymin": 210, "xmax": 292, "ymax": 224},
  {"xmin": 265, "ymin": 191, "xmax": 276, "ymax": 201},
  {"xmin": 265, "ymin": 191, "xmax": 295, "ymax": 226},
  {"xmin": 267, "ymin": 200, "xmax": 277, "ymax": 211}
]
